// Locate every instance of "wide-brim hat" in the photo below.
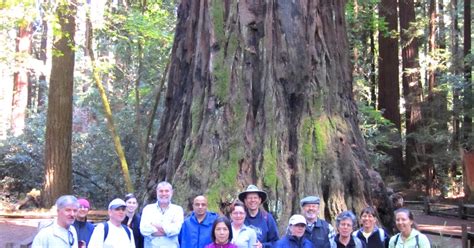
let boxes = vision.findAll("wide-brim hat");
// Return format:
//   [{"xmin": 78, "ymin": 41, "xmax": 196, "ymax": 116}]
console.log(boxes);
[{"xmin": 238, "ymin": 184, "xmax": 268, "ymax": 203}]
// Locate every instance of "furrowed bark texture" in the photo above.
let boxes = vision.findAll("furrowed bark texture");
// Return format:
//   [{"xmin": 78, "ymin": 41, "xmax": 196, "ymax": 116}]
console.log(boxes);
[
  {"xmin": 43, "ymin": 0, "xmax": 76, "ymax": 207},
  {"xmin": 149, "ymin": 0, "xmax": 392, "ymax": 227}
]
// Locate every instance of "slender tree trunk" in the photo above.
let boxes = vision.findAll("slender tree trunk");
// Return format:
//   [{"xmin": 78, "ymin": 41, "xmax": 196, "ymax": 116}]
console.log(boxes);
[
  {"xmin": 43, "ymin": 0, "xmax": 76, "ymax": 208},
  {"xmin": 370, "ymin": 30, "xmax": 376, "ymax": 108},
  {"xmin": 37, "ymin": 20, "xmax": 48, "ymax": 109},
  {"xmin": 148, "ymin": 0, "xmax": 392, "ymax": 227},
  {"xmin": 451, "ymin": 0, "xmax": 462, "ymax": 149},
  {"xmin": 86, "ymin": 17, "xmax": 134, "ymax": 194},
  {"xmin": 11, "ymin": 25, "xmax": 32, "ymax": 136},
  {"xmin": 378, "ymin": 0, "xmax": 403, "ymax": 178},
  {"xmin": 400, "ymin": 0, "xmax": 424, "ymax": 183},
  {"xmin": 463, "ymin": 0, "xmax": 472, "ymax": 150}
]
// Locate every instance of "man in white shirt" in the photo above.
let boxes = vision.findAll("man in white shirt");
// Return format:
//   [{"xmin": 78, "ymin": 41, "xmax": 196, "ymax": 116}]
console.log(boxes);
[
  {"xmin": 140, "ymin": 181, "xmax": 184, "ymax": 248},
  {"xmin": 32, "ymin": 195, "xmax": 80, "ymax": 248},
  {"xmin": 88, "ymin": 198, "xmax": 135, "ymax": 248}
]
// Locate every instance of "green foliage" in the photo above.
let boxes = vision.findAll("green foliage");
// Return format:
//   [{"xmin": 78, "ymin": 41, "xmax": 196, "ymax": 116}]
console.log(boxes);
[
  {"xmin": 0, "ymin": 113, "xmax": 45, "ymax": 199},
  {"xmin": 358, "ymin": 104, "xmax": 399, "ymax": 168}
]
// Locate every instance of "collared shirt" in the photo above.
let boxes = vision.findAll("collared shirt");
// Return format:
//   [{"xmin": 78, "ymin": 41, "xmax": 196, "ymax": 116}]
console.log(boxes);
[
  {"xmin": 88, "ymin": 221, "xmax": 136, "ymax": 248},
  {"xmin": 140, "ymin": 202, "xmax": 184, "ymax": 248},
  {"xmin": 32, "ymin": 221, "xmax": 79, "ymax": 248},
  {"xmin": 388, "ymin": 229, "xmax": 431, "ymax": 248},
  {"xmin": 232, "ymin": 224, "xmax": 257, "ymax": 248}
]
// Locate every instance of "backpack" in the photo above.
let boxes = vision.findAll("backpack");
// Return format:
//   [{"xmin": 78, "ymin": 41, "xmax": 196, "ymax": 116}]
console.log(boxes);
[
  {"xmin": 394, "ymin": 233, "xmax": 419, "ymax": 248},
  {"xmin": 103, "ymin": 222, "xmax": 131, "ymax": 241}
]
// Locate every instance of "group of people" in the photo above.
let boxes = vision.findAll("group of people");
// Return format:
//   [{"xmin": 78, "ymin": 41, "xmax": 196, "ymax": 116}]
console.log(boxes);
[{"xmin": 31, "ymin": 182, "xmax": 431, "ymax": 248}]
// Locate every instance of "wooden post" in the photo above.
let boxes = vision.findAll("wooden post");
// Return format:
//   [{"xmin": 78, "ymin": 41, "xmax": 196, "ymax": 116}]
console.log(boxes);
[
  {"xmin": 424, "ymin": 197, "xmax": 431, "ymax": 214},
  {"xmin": 460, "ymin": 202, "xmax": 467, "ymax": 219},
  {"xmin": 462, "ymin": 224, "xmax": 468, "ymax": 248}
]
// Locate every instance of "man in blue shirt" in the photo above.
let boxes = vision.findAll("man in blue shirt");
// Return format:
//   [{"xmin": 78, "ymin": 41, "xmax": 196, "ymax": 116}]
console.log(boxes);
[
  {"xmin": 179, "ymin": 195, "xmax": 218, "ymax": 248},
  {"xmin": 238, "ymin": 185, "xmax": 279, "ymax": 248}
]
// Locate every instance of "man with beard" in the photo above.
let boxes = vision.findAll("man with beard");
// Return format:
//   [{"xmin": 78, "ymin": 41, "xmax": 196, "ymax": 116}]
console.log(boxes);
[
  {"xmin": 88, "ymin": 198, "xmax": 135, "ymax": 248},
  {"xmin": 300, "ymin": 196, "xmax": 335, "ymax": 248},
  {"xmin": 32, "ymin": 195, "xmax": 80, "ymax": 248},
  {"xmin": 140, "ymin": 181, "xmax": 184, "ymax": 248}
]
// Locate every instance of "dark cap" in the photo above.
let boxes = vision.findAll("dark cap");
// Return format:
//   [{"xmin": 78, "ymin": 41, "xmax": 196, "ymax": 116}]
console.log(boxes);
[{"xmin": 300, "ymin": 196, "xmax": 320, "ymax": 206}]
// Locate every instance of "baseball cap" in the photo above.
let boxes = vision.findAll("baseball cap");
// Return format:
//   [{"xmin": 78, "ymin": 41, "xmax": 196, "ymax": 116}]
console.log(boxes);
[
  {"xmin": 289, "ymin": 214, "xmax": 307, "ymax": 225},
  {"xmin": 108, "ymin": 198, "xmax": 126, "ymax": 210}
]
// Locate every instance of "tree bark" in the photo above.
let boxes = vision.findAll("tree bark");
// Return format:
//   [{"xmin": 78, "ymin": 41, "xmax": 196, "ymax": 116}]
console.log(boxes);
[
  {"xmin": 451, "ymin": 0, "xmax": 462, "ymax": 149},
  {"xmin": 377, "ymin": 0, "xmax": 403, "ymax": 179},
  {"xmin": 11, "ymin": 25, "xmax": 32, "ymax": 136},
  {"xmin": 43, "ymin": 0, "xmax": 76, "ymax": 208},
  {"xmin": 399, "ymin": 0, "xmax": 424, "ymax": 182},
  {"xmin": 86, "ymin": 16, "xmax": 134, "ymax": 194},
  {"xmin": 463, "ymin": 0, "xmax": 472, "ymax": 151},
  {"xmin": 148, "ymin": 0, "xmax": 392, "ymax": 228}
]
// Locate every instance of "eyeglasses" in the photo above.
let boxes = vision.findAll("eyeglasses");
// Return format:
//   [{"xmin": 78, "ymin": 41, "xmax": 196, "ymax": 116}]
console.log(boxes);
[{"xmin": 68, "ymin": 230, "xmax": 74, "ymax": 247}]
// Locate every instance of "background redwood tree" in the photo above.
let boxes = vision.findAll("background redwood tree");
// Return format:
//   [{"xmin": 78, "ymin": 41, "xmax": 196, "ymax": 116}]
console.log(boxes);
[
  {"xmin": 148, "ymin": 0, "xmax": 392, "ymax": 226},
  {"xmin": 43, "ymin": 0, "xmax": 76, "ymax": 207}
]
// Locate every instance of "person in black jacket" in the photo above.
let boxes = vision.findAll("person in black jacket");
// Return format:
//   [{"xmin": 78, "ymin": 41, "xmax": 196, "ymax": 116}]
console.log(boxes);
[
  {"xmin": 72, "ymin": 198, "xmax": 95, "ymax": 247},
  {"xmin": 122, "ymin": 193, "xmax": 144, "ymax": 248},
  {"xmin": 352, "ymin": 207, "xmax": 389, "ymax": 248},
  {"xmin": 275, "ymin": 214, "xmax": 313, "ymax": 248}
]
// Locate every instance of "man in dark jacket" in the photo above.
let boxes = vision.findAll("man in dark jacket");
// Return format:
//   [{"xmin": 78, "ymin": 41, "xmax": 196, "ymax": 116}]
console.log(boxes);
[
  {"xmin": 301, "ymin": 196, "xmax": 335, "ymax": 248},
  {"xmin": 275, "ymin": 214, "xmax": 313, "ymax": 248},
  {"xmin": 179, "ymin": 195, "xmax": 218, "ymax": 248},
  {"xmin": 72, "ymin": 198, "xmax": 95, "ymax": 247},
  {"xmin": 238, "ymin": 185, "xmax": 279, "ymax": 248}
]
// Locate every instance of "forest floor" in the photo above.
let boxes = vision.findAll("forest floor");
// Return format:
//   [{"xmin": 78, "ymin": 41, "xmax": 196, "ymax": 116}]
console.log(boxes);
[{"xmin": 0, "ymin": 211, "xmax": 471, "ymax": 247}]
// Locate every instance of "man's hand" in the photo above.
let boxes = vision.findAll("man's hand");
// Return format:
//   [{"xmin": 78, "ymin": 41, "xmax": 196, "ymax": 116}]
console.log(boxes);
[
  {"xmin": 253, "ymin": 240, "xmax": 263, "ymax": 248},
  {"xmin": 151, "ymin": 223, "xmax": 166, "ymax": 236}
]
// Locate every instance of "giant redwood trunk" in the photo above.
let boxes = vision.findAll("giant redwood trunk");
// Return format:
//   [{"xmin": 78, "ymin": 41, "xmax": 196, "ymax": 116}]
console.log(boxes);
[
  {"xmin": 399, "ymin": 0, "xmax": 424, "ymax": 183},
  {"xmin": 148, "ymin": 0, "xmax": 392, "ymax": 227},
  {"xmin": 43, "ymin": 0, "xmax": 76, "ymax": 208},
  {"xmin": 377, "ymin": 0, "xmax": 403, "ymax": 180}
]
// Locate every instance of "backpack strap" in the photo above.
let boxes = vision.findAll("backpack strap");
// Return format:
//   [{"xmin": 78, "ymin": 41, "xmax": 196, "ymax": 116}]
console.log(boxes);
[
  {"xmin": 354, "ymin": 237, "xmax": 363, "ymax": 248},
  {"xmin": 103, "ymin": 222, "xmax": 131, "ymax": 241},
  {"xmin": 122, "ymin": 224, "xmax": 131, "ymax": 240},
  {"xmin": 103, "ymin": 222, "xmax": 109, "ymax": 241},
  {"xmin": 394, "ymin": 233, "xmax": 400, "ymax": 246},
  {"xmin": 378, "ymin": 228, "xmax": 386, "ymax": 242}
]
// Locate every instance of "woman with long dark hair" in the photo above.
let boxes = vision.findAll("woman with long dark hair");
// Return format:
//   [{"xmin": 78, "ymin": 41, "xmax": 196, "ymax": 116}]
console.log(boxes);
[{"xmin": 122, "ymin": 193, "xmax": 144, "ymax": 248}]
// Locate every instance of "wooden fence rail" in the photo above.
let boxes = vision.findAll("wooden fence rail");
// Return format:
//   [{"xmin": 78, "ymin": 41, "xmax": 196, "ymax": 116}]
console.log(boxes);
[{"xmin": 462, "ymin": 224, "xmax": 474, "ymax": 248}]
